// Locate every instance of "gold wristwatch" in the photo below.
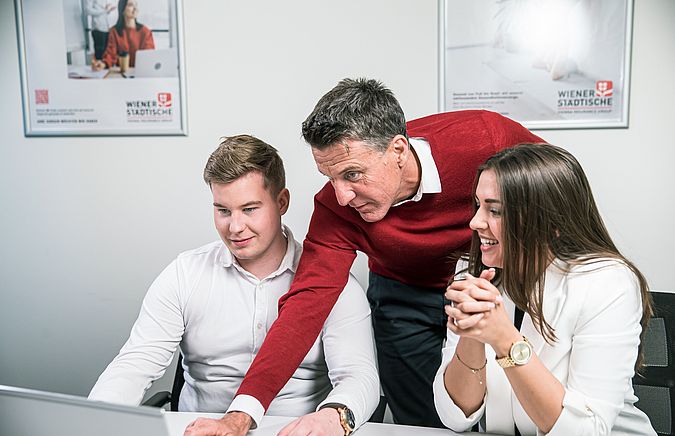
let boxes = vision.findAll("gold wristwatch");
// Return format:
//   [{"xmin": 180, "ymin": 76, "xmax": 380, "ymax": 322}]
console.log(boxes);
[
  {"xmin": 496, "ymin": 336, "xmax": 533, "ymax": 368},
  {"xmin": 321, "ymin": 403, "xmax": 355, "ymax": 435}
]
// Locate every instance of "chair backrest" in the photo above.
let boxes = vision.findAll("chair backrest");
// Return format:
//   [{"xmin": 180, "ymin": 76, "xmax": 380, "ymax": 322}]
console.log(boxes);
[
  {"xmin": 633, "ymin": 290, "xmax": 675, "ymax": 436},
  {"xmin": 169, "ymin": 354, "xmax": 185, "ymax": 412}
]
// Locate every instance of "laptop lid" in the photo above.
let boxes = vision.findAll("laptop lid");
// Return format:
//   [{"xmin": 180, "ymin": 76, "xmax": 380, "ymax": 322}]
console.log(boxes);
[
  {"xmin": 0, "ymin": 384, "xmax": 170, "ymax": 436},
  {"xmin": 134, "ymin": 49, "xmax": 179, "ymax": 78}
]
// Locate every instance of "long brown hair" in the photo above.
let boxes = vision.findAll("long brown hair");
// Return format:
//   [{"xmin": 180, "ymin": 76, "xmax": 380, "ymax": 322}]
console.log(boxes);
[{"xmin": 467, "ymin": 143, "xmax": 652, "ymax": 367}]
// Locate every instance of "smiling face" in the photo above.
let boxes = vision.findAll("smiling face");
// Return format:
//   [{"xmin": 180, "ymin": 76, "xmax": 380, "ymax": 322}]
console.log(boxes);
[
  {"xmin": 212, "ymin": 171, "xmax": 289, "ymax": 276},
  {"xmin": 311, "ymin": 137, "xmax": 413, "ymax": 223},
  {"xmin": 470, "ymin": 169, "xmax": 504, "ymax": 268}
]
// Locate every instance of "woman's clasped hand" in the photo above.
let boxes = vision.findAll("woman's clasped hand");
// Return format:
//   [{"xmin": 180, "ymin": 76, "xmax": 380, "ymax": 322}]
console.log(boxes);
[{"xmin": 445, "ymin": 269, "xmax": 520, "ymax": 350}]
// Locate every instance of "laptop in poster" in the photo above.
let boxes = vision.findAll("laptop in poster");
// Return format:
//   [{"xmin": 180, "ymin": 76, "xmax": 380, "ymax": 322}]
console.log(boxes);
[
  {"xmin": 133, "ymin": 48, "xmax": 179, "ymax": 78},
  {"xmin": 0, "ymin": 384, "xmax": 170, "ymax": 436}
]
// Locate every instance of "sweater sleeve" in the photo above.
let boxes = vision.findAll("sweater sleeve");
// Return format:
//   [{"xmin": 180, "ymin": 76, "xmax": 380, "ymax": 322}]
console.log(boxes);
[
  {"xmin": 234, "ymin": 190, "xmax": 359, "ymax": 411},
  {"xmin": 100, "ymin": 28, "xmax": 119, "ymax": 68},
  {"xmin": 140, "ymin": 26, "xmax": 155, "ymax": 50}
]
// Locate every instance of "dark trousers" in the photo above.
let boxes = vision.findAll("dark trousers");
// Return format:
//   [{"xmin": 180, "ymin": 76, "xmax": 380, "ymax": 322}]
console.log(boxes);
[
  {"xmin": 91, "ymin": 29, "xmax": 109, "ymax": 60},
  {"xmin": 367, "ymin": 272, "xmax": 448, "ymax": 428}
]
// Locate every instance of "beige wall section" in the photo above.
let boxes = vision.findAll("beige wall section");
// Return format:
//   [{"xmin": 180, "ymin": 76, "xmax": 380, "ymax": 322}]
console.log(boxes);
[{"xmin": 0, "ymin": 0, "xmax": 673, "ymax": 397}]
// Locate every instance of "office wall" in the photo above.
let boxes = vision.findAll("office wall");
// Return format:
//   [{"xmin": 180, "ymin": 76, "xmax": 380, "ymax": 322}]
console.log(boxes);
[{"xmin": 0, "ymin": 0, "xmax": 673, "ymax": 397}]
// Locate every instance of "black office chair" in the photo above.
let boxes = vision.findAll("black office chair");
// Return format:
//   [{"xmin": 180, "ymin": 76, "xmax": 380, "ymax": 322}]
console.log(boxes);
[
  {"xmin": 143, "ymin": 353, "xmax": 388, "ymax": 422},
  {"xmin": 633, "ymin": 290, "xmax": 675, "ymax": 436},
  {"xmin": 143, "ymin": 354, "xmax": 184, "ymax": 411}
]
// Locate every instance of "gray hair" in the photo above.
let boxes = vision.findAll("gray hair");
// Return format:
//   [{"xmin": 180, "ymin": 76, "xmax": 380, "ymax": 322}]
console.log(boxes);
[{"xmin": 301, "ymin": 78, "xmax": 407, "ymax": 152}]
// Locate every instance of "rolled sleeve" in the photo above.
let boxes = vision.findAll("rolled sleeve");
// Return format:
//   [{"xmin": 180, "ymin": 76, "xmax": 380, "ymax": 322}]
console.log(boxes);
[
  {"xmin": 433, "ymin": 328, "xmax": 483, "ymax": 432},
  {"xmin": 545, "ymin": 262, "xmax": 644, "ymax": 435},
  {"xmin": 546, "ymin": 389, "xmax": 611, "ymax": 435},
  {"xmin": 433, "ymin": 259, "xmax": 482, "ymax": 431}
]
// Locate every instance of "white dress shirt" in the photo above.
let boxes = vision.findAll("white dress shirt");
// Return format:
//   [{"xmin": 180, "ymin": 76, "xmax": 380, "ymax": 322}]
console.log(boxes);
[
  {"xmin": 392, "ymin": 137, "xmax": 442, "ymax": 207},
  {"xmin": 84, "ymin": 0, "xmax": 114, "ymax": 32},
  {"xmin": 89, "ymin": 226, "xmax": 379, "ymax": 428},
  {"xmin": 434, "ymin": 258, "xmax": 656, "ymax": 435}
]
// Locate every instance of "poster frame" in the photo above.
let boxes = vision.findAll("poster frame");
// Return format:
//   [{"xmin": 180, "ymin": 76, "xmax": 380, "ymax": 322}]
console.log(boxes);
[
  {"xmin": 15, "ymin": 0, "xmax": 188, "ymax": 137},
  {"xmin": 438, "ymin": 0, "xmax": 634, "ymax": 130}
]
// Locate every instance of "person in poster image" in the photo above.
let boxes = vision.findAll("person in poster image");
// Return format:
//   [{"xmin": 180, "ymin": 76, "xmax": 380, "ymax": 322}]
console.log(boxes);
[
  {"xmin": 435, "ymin": 144, "xmax": 655, "ymax": 435},
  {"xmin": 91, "ymin": 0, "xmax": 154, "ymax": 71},
  {"xmin": 84, "ymin": 0, "xmax": 116, "ymax": 61},
  {"xmin": 88, "ymin": 135, "xmax": 379, "ymax": 436},
  {"xmin": 183, "ymin": 78, "xmax": 545, "ymax": 435}
]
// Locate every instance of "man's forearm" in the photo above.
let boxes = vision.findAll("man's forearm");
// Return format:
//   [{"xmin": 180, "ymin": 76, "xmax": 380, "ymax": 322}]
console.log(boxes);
[{"xmin": 234, "ymin": 292, "xmax": 338, "ymax": 408}]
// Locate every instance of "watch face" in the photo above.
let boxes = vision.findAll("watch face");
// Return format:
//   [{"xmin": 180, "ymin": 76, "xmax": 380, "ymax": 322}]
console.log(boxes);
[
  {"xmin": 511, "ymin": 341, "xmax": 532, "ymax": 365},
  {"xmin": 344, "ymin": 407, "xmax": 356, "ymax": 429}
]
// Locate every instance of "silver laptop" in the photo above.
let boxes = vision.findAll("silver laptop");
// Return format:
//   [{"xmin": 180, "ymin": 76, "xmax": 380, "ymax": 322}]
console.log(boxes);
[
  {"xmin": 0, "ymin": 384, "xmax": 170, "ymax": 436},
  {"xmin": 134, "ymin": 49, "xmax": 179, "ymax": 78}
]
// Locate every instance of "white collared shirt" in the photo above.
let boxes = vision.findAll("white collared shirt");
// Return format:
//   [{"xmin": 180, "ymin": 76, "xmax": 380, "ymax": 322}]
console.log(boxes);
[
  {"xmin": 393, "ymin": 137, "xmax": 442, "ymax": 207},
  {"xmin": 84, "ymin": 0, "xmax": 113, "ymax": 32},
  {"xmin": 89, "ymin": 226, "xmax": 379, "ymax": 428},
  {"xmin": 434, "ymin": 259, "xmax": 655, "ymax": 435}
]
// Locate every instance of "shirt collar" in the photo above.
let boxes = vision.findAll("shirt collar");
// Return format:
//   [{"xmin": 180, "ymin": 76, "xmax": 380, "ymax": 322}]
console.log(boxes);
[
  {"xmin": 393, "ymin": 137, "xmax": 442, "ymax": 207},
  {"xmin": 217, "ymin": 224, "xmax": 300, "ymax": 277}
]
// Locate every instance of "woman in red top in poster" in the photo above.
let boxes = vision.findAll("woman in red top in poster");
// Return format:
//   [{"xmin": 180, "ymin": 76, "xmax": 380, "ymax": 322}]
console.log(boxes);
[{"xmin": 92, "ymin": 0, "xmax": 154, "ymax": 71}]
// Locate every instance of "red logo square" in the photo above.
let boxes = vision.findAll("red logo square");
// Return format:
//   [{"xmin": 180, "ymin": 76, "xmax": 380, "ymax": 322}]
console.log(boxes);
[
  {"xmin": 595, "ymin": 81, "xmax": 613, "ymax": 97},
  {"xmin": 157, "ymin": 92, "xmax": 172, "ymax": 108}
]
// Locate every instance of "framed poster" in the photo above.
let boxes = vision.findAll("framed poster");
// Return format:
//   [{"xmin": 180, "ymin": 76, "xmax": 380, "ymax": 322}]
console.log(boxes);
[
  {"xmin": 15, "ymin": 0, "xmax": 187, "ymax": 136},
  {"xmin": 439, "ymin": 0, "xmax": 633, "ymax": 129}
]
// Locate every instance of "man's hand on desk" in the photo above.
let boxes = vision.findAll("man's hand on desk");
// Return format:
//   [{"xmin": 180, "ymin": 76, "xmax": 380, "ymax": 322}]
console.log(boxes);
[
  {"xmin": 184, "ymin": 411, "xmax": 252, "ymax": 436},
  {"xmin": 278, "ymin": 408, "xmax": 343, "ymax": 436}
]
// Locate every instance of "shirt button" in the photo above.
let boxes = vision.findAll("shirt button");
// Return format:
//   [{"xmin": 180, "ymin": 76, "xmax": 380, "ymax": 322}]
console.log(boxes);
[{"xmin": 257, "ymin": 322, "xmax": 263, "ymax": 330}]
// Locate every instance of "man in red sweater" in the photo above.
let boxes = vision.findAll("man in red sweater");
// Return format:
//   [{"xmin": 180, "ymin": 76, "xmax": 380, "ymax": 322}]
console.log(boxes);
[{"xmin": 188, "ymin": 78, "xmax": 543, "ymax": 435}]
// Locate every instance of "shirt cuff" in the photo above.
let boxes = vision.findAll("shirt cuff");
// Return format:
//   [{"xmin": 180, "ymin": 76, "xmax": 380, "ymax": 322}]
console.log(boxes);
[
  {"xmin": 226, "ymin": 394, "xmax": 265, "ymax": 429},
  {"xmin": 546, "ymin": 389, "xmax": 600, "ymax": 435},
  {"xmin": 317, "ymin": 396, "xmax": 365, "ymax": 429}
]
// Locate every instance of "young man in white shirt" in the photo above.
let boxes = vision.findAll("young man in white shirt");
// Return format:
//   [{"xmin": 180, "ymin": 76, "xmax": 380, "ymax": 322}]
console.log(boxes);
[{"xmin": 89, "ymin": 135, "xmax": 379, "ymax": 435}]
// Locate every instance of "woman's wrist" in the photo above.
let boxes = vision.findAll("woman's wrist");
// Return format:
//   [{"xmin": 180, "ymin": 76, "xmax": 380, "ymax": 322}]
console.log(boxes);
[
  {"xmin": 492, "ymin": 330, "xmax": 523, "ymax": 358},
  {"xmin": 456, "ymin": 337, "xmax": 486, "ymax": 366}
]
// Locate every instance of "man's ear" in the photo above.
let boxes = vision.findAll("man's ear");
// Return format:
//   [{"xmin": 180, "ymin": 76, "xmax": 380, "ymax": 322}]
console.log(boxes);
[
  {"xmin": 390, "ymin": 135, "xmax": 410, "ymax": 168},
  {"xmin": 277, "ymin": 188, "xmax": 290, "ymax": 215}
]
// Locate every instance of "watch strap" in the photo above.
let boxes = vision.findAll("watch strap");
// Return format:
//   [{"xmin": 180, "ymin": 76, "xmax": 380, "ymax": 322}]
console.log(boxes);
[
  {"xmin": 320, "ymin": 403, "xmax": 354, "ymax": 435},
  {"xmin": 496, "ymin": 354, "xmax": 517, "ymax": 368}
]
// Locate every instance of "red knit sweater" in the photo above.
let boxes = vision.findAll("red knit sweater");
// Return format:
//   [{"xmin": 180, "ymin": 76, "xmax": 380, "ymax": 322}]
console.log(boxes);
[
  {"xmin": 101, "ymin": 25, "xmax": 155, "ymax": 69},
  {"xmin": 236, "ymin": 110, "xmax": 544, "ymax": 409}
]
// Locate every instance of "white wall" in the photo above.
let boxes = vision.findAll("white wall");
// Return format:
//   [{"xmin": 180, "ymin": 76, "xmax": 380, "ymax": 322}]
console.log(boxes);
[{"xmin": 0, "ymin": 0, "xmax": 673, "ymax": 397}]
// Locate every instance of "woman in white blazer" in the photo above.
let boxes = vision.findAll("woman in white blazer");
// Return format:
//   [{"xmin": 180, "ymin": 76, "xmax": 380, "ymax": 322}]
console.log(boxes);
[{"xmin": 434, "ymin": 144, "xmax": 655, "ymax": 435}]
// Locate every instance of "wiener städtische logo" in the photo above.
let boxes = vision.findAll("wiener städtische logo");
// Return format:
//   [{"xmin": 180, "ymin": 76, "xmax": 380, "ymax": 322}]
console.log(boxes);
[
  {"xmin": 157, "ymin": 92, "xmax": 172, "ymax": 108},
  {"xmin": 557, "ymin": 80, "xmax": 614, "ymax": 110},
  {"xmin": 126, "ymin": 92, "xmax": 173, "ymax": 121}
]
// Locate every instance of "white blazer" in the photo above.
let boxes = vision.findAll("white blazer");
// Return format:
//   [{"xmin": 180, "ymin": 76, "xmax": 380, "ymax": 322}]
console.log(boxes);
[{"xmin": 433, "ymin": 258, "xmax": 656, "ymax": 435}]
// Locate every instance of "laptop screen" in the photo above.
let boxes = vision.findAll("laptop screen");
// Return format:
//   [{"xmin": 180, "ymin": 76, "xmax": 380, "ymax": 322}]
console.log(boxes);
[
  {"xmin": 0, "ymin": 385, "xmax": 170, "ymax": 436},
  {"xmin": 134, "ymin": 49, "xmax": 179, "ymax": 78}
]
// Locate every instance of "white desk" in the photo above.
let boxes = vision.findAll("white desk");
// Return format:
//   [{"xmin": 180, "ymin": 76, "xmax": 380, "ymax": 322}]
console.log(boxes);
[{"xmin": 165, "ymin": 412, "xmax": 482, "ymax": 436}]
